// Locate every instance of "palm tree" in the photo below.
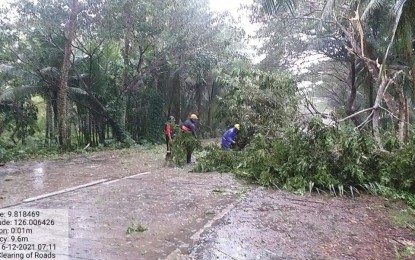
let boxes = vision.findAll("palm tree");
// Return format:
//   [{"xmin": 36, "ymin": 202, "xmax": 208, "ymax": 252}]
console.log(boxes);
[
  {"xmin": 57, "ymin": 0, "xmax": 79, "ymax": 147},
  {"xmin": 257, "ymin": 0, "xmax": 415, "ymax": 146}
]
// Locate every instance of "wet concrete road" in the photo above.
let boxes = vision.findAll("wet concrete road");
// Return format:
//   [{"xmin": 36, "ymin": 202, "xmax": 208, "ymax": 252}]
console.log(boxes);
[
  {"xmin": 0, "ymin": 149, "xmax": 250, "ymax": 259},
  {"xmin": 0, "ymin": 148, "xmax": 414, "ymax": 259},
  {"xmin": 189, "ymin": 189, "xmax": 411, "ymax": 260}
]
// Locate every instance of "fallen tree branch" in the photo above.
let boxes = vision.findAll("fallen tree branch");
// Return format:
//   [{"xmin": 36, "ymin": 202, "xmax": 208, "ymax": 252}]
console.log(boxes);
[
  {"xmin": 301, "ymin": 90, "xmax": 332, "ymax": 119},
  {"xmin": 379, "ymin": 105, "xmax": 412, "ymax": 127},
  {"xmin": 355, "ymin": 110, "xmax": 374, "ymax": 130},
  {"xmin": 337, "ymin": 107, "xmax": 373, "ymax": 122}
]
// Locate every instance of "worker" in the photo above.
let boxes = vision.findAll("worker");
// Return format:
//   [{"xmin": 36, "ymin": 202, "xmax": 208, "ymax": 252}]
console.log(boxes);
[
  {"xmin": 181, "ymin": 114, "xmax": 198, "ymax": 163},
  {"xmin": 164, "ymin": 115, "xmax": 176, "ymax": 160},
  {"xmin": 221, "ymin": 124, "xmax": 240, "ymax": 150}
]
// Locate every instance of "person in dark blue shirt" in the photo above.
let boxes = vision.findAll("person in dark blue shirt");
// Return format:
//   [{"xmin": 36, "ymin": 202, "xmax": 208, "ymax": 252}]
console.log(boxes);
[
  {"xmin": 221, "ymin": 124, "xmax": 240, "ymax": 150},
  {"xmin": 181, "ymin": 114, "xmax": 198, "ymax": 138}
]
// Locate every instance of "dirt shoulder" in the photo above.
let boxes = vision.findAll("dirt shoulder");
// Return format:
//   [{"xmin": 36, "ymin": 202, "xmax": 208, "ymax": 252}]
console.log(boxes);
[{"xmin": 0, "ymin": 146, "xmax": 414, "ymax": 259}]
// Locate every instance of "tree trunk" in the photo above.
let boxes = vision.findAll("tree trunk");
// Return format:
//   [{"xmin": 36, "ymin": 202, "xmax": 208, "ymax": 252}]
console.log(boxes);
[
  {"xmin": 372, "ymin": 76, "xmax": 388, "ymax": 147},
  {"xmin": 152, "ymin": 73, "xmax": 159, "ymax": 90},
  {"xmin": 195, "ymin": 82, "xmax": 202, "ymax": 115},
  {"xmin": 345, "ymin": 60, "xmax": 361, "ymax": 127},
  {"xmin": 57, "ymin": 0, "xmax": 78, "ymax": 147},
  {"xmin": 404, "ymin": 96, "xmax": 409, "ymax": 142},
  {"xmin": 45, "ymin": 95, "xmax": 54, "ymax": 145},
  {"xmin": 406, "ymin": 30, "xmax": 415, "ymax": 100},
  {"xmin": 52, "ymin": 95, "xmax": 58, "ymax": 143},
  {"xmin": 120, "ymin": 3, "xmax": 132, "ymax": 128},
  {"xmin": 206, "ymin": 72, "xmax": 216, "ymax": 133},
  {"xmin": 396, "ymin": 85, "xmax": 407, "ymax": 143},
  {"xmin": 170, "ymin": 72, "xmax": 181, "ymax": 120},
  {"xmin": 383, "ymin": 92, "xmax": 399, "ymax": 117},
  {"xmin": 373, "ymin": 72, "xmax": 404, "ymax": 147},
  {"xmin": 67, "ymin": 101, "xmax": 71, "ymax": 142}
]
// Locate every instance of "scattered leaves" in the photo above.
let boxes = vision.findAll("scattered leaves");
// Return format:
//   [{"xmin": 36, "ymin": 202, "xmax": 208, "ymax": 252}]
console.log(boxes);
[{"xmin": 126, "ymin": 224, "xmax": 148, "ymax": 234}]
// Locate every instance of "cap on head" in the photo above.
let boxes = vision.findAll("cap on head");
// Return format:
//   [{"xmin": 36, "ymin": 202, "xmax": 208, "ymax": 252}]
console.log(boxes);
[
  {"xmin": 190, "ymin": 114, "xmax": 198, "ymax": 120},
  {"xmin": 168, "ymin": 116, "xmax": 175, "ymax": 121},
  {"xmin": 234, "ymin": 124, "xmax": 240, "ymax": 130}
]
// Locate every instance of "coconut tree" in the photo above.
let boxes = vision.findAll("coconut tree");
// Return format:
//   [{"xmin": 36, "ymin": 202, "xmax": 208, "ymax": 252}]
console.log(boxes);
[
  {"xmin": 56, "ymin": 0, "xmax": 79, "ymax": 146},
  {"xmin": 255, "ymin": 0, "xmax": 415, "ymax": 146}
]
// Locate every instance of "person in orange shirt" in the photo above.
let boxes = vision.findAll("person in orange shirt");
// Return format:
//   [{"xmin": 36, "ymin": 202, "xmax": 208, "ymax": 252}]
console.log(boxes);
[{"xmin": 164, "ymin": 115, "xmax": 175, "ymax": 159}]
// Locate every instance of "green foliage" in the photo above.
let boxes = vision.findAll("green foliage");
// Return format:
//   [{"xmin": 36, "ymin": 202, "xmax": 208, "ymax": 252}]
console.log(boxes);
[
  {"xmin": 195, "ymin": 117, "xmax": 415, "ymax": 206},
  {"xmin": 0, "ymin": 100, "xmax": 39, "ymax": 144},
  {"xmin": 141, "ymin": 89, "xmax": 164, "ymax": 144},
  {"xmin": 390, "ymin": 207, "xmax": 415, "ymax": 232},
  {"xmin": 194, "ymin": 144, "xmax": 242, "ymax": 173},
  {"xmin": 0, "ymin": 135, "xmax": 154, "ymax": 163},
  {"xmin": 172, "ymin": 131, "xmax": 201, "ymax": 167},
  {"xmin": 1, "ymin": 0, "xmax": 249, "ymax": 151},
  {"xmin": 126, "ymin": 224, "xmax": 147, "ymax": 234},
  {"xmin": 0, "ymin": 138, "xmax": 60, "ymax": 163},
  {"xmin": 361, "ymin": 183, "xmax": 415, "ymax": 209},
  {"xmin": 216, "ymin": 70, "xmax": 298, "ymax": 147},
  {"xmin": 396, "ymin": 245, "xmax": 415, "ymax": 260},
  {"xmin": 0, "ymin": 146, "xmax": 7, "ymax": 163},
  {"xmin": 376, "ymin": 144, "xmax": 415, "ymax": 192}
]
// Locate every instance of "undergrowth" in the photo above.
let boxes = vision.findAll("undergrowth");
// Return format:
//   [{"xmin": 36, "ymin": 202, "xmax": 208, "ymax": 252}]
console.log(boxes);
[{"xmin": 0, "ymin": 137, "xmax": 153, "ymax": 163}]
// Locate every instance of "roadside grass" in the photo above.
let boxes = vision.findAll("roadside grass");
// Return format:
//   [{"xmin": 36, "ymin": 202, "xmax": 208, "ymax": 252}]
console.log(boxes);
[
  {"xmin": 390, "ymin": 207, "xmax": 415, "ymax": 232},
  {"xmin": 395, "ymin": 244, "xmax": 415, "ymax": 260}
]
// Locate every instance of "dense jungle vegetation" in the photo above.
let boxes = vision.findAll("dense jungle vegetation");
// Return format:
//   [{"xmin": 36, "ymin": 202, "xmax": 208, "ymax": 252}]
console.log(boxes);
[{"xmin": 1, "ymin": 0, "xmax": 415, "ymax": 204}]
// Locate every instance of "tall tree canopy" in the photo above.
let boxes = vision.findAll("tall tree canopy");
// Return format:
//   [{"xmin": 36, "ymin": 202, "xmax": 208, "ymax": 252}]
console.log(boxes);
[
  {"xmin": 0, "ymin": 0, "xmax": 248, "ymax": 147},
  {"xmin": 253, "ymin": 0, "xmax": 415, "ymax": 147}
]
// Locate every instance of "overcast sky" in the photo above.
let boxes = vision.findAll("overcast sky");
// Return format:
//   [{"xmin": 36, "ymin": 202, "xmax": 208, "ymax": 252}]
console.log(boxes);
[
  {"xmin": 0, "ymin": 0, "xmax": 10, "ymax": 7},
  {"xmin": 209, "ymin": 0, "xmax": 263, "ymax": 63}
]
